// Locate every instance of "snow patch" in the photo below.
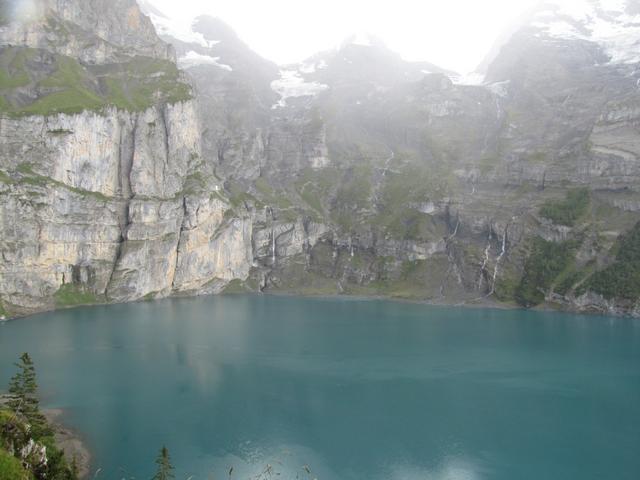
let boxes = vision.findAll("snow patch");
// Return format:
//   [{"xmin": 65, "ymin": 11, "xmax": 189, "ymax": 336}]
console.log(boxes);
[
  {"xmin": 271, "ymin": 70, "xmax": 329, "ymax": 108},
  {"xmin": 178, "ymin": 51, "xmax": 232, "ymax": 71},
  {"xmin": 452, "ymin": 72, "xmax": 486, "ymax": 85},
  {"xmin": 351, "ymin": 32, "xmax": 374, "ymax": 47},
  {"xmin": 486, "ymin": 80, "xmax": 511, "ymax": 97},
  {"xmin": 341, "ymin": 32, "xmax": 382, "ymax": 49},
  {"xmin": 146, "ymin": 11, "xmax": 220, "ymax": 49},
  {"xmin": 533, "ymin": 0, "xmax": 640, "ymax": 64},
  {"xmin": 299, "ymin": 59, "xmax": 328, "ymax": 74}
]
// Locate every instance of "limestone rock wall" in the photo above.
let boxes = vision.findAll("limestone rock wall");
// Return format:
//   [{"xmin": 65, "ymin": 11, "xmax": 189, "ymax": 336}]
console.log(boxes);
[{"xmin": 0, "ymin": 101, "xmax": 253, "ymax": 316}]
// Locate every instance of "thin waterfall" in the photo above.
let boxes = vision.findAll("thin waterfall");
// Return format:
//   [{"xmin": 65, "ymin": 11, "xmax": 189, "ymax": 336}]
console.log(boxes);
[
  {"xmin": 478, "ymin": 230, "xmax": 492, "ymax": 290},
  {"xmin": 265, "ymin": 205, "xmax": 276, "ymax": 265},
  {"xmin": 272, "ymin": 228, "xmax": 276, "ymax": 264},
  {"xmin": 490, "ymin": 226, "xmax": 508, "ymax": 294}
]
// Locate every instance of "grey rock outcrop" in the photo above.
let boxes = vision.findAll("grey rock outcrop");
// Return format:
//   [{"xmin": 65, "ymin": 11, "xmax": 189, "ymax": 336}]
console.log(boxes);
[{"xmin": 0, "ymin": 1, "xmax": 253, "ymax": 317}]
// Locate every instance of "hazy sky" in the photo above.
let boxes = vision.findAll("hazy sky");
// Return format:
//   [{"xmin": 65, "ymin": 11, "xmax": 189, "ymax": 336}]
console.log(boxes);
[{"xmin": 146, "ymin": 0, "xmax": 542, "ymax": 72}]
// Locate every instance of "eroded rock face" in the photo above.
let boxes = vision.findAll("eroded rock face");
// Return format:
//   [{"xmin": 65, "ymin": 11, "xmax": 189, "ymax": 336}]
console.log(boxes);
[
  {"xmin": 0, "ymin": 100, "xmax": 254, "ymax": 315},
  {"xmin": 0, "ymin": 1, "xmax": 254, "ymax": 317},
  {"xmin": 163, "ymin": 5, "xmax": 640, "ymax": 316},
  {"xmin": 173, "ymin": 196, "xmax": 253, "ymax": 295},
  {"xmin": 0, "ymin": 0, "xmax": 174, "ymax": 63}
]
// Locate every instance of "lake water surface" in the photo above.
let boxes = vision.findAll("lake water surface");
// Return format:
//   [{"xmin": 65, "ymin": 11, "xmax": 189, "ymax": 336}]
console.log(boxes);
[{"xmin": 1, "ymin": 295, "xmax": 639, "ymax": 479}]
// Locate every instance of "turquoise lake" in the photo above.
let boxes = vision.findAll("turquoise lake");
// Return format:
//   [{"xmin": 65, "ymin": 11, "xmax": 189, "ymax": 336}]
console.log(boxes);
[{"xmin": 1, "ymin": 295, "xmax": 639, "ymax": 479}]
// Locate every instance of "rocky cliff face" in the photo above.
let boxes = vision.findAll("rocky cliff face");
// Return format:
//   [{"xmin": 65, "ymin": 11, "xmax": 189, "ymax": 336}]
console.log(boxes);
[
  {"xmin": 154, "ymin": 0, "xmax": 639, "ymax": 317},
  {"xmin": 1, "ymin": 0, "xmax": 639, "ymax": 319},
  {"xmin": 0, "ymin": 0, "xmax": 253, "ymax": 317},
  {"xmin": 1, "ymin": 0, "xmax": 173, "ymax": 63}
]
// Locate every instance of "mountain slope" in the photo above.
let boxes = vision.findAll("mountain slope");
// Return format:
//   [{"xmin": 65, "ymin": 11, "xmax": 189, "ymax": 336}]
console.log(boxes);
[
  {"xmin": 160, "ymin": 1, "xmax": 639, "ymax": 316},
  {"xmin": 0, "ymin": 0, "xmax": 638, "ymax": 318}
]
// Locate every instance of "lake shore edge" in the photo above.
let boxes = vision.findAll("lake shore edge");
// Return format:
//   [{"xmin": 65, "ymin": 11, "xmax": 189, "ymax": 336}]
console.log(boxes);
[
  {"xmin": 44, "ymin": 408, "xmax": 92, "ymax": 479},
  {"xmin": 0, "ymin": 394, "xmax": 91, "ymax": 479},
  {"xmin": 3, "ymin": 289, "xmax": 639, "ymax": 323}
]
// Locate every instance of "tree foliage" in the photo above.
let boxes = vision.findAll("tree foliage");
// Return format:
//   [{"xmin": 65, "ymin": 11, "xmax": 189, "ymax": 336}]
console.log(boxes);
[
  {"xmin": 7, "ymin": 353, "xmax": 50, "ymax": 439},
  {"xmin": 1, "ymin": 354, "xmax": 78, "ymax": 480},
  {"xmin": 585, "ymin": 221, "xmax": 640, "ymax": 300},
  {"xmin": 515, "ymin": 237, "xmax": 579, "ymax": 307},
  {"xmin": 152, "ymin": 446, "xmax": 175, "ymax": 480},
  {"xmin": 539, "ymin": 188, "xmax": 590, "ymax": 226}
]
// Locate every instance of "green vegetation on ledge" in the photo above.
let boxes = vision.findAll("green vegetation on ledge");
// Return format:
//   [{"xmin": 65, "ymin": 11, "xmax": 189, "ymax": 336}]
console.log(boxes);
[
  {"xmin": 583, "ymin": 222, "xmax": 640, "ymax": 300},
  {"xmin": 0, "ymin": 447, "xmax": 31, "ymax": 480},
  {"xmin": 539, "ymin": 188, "xmax": 590, "ymax": 226},
  {"xmin": 54, "ymin": 284, "xmax": 99, "ymax": 307},
  {"xmin": 0, "ymin": 47, "xmax": 192, "ymax": 117},
  {"xmin": 515, "ymin": 237, "xmax": 580, "ymax": 307}
]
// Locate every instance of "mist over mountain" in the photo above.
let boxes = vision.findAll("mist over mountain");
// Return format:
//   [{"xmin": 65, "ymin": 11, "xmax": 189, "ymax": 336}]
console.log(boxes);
[{"xmin": 0, "ymin": 0, "xmax": 639, "ymax": 319}]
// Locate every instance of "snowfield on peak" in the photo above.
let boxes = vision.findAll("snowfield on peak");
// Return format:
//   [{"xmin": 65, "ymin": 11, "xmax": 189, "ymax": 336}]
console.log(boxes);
[
  {"xmin": 451, "ymin": 72, "xmax": 486, "ymax": 86},
  {"xmin": 348, "ymin": 32, "xmax": 375, "ymax": 47},
  {"xmin": 532, "ymin": 0, "xmax": 640, "ymax": 64},
  {"xmin": 271, "ymin": 70, "xmax": 329, "ymax": 108},
  {"xmin": 299, "ymin": 60, "xmax": 328, "ymax": 74},
  {"xmin": 140, "ymin": 3, "xmax": 220, "ymax": 49},
  {"xmin": 178, "ymin": 51, "xmax": 233, "ymax": 71}
]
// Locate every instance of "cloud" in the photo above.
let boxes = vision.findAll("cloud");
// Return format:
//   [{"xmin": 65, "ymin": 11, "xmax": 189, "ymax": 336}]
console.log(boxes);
[
  {"xmin": 8, "ymin": 0, "xmax": 46, "ymax": 22},
  {"xmin": 144, "ymin": 0, "xmax": 539, "ymax": 73}
]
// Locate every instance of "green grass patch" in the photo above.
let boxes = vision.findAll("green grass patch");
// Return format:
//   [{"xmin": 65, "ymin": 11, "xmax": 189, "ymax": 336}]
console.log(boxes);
[
  {"xmin": 254, "ymin": 177, "xmax": 293, "ymax": 210},
  {"xmin": 0, "ymin": 47, "xmax": 33, "ymax": 89},
  {"xmin": 0, "ymin": 170, "xmax": 12, "ymax": 184},
  {"xmin": 54, "ymin": 284, "xmax": 98, "ymax": 307},
  {"xmin": 0, "ymin": 47, "xmax": 192, "ymax": 116},
  {"xmin": 539, "ymin": 188, "xmax": 590, "ymax": 226},
  {"xmin": 373, "ymin": 164, "xmax": 448, "ymax": 239},
  {"xmin": 332, "ymin": 164, "xmax": 373, "ymax": 230},
  {"xmin": 14, "ymin": 163, "xmax": 110, "ymax": 201},
  {"xmin": 222, "ymin": 279, "xmax": 253, "ymax": 294},
  {"xmin": 300, "ymin": 187, "xmax": 324, "ymax": 214},
  {"xmin": 294, "ymin": 167, "xmax": 341, "ymax": 216},
  {"xmin": 0, "ymin": 447, "xmax": 31, "ymax": 480},
  {"xmin": 227, "ymin": 181, "xmax": 263, "ymax": 209}
]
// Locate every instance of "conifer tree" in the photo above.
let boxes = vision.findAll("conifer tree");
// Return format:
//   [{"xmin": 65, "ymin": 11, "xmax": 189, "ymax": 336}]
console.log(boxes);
[
  {"xmin": 152, "ymin": 446, "xmax": 175, "ymax": 480},
  {"xmin": 7, "ymin": 352, "xmax": 50, "ymax": 438}
]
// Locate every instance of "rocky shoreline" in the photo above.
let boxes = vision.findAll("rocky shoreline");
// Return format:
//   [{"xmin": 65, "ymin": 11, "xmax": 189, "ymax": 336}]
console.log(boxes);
[
  {"xmin": 0, "ymin": 393, "xmax": 91, "ymax": 479},
  {"xmin": 44, "ymin": 409, "xmax": 92, "ymax": 479}
]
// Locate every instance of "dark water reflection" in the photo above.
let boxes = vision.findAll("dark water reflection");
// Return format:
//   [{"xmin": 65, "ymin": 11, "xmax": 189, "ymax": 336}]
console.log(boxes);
[{"xmin": 1, "ymin": 295, "xmax": 639, "ymax": 479}]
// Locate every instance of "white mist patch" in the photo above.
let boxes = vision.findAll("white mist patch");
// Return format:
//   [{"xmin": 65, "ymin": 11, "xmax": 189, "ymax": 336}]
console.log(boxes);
[
  {"xmin": 8, "ymin": 0, "xmax": 45, "ymax": 23},
  {"xmin": 533, "ymin": 0, "xmax": 640, "ymax": 64},
  {"xmin": 271, "ymin": 70, "xmax": 329, "ymax": 108},
  {"xmin": 178, "ymin": 50, "xmax": 232, "ymax": 71}
]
